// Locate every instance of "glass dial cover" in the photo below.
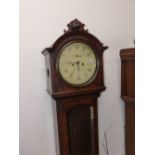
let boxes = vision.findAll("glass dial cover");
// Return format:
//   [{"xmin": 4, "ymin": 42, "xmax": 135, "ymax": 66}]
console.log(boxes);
[{"xmin": 57, "ymin": 42, "xmax": 98, "ymax": 86}]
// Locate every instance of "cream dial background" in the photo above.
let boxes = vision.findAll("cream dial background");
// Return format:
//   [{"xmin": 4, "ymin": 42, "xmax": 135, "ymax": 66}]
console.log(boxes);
[{"xmin": 57, "ymin": 42, "xmax": 97, "ymax": 86}]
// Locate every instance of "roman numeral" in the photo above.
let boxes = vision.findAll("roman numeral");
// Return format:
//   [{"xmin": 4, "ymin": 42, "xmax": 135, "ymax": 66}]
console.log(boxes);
[
  {"xmin": 87, "ymin": 53, "xmax": 91, "ymax": 56},
  {"xmin": 82, "ymin": 46, "xmax": 85, "ymax": 51},
  {"xmin": 87, "ymin": 69, "xmax": 91, "ymax": 72},
  {"xmin": 77, "ymin": 76, "xmax": 80, "ymax": 80},
  {"xmin": 75, "ymin": 44, "xmax": 79, "ymax": 49},
  {"xmin": 64, "ymin": 69, "xmax": 68, "ymax": 73}
]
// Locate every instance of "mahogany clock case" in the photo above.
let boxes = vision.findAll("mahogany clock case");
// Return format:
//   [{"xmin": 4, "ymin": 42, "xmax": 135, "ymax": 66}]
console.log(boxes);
[{"xmin": 42, "ymin": 19, "xmax": 108, "ymax": 155}]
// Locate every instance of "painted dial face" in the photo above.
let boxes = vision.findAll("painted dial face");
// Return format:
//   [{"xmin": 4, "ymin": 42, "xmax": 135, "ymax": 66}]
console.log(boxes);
[{"xmin": 57, "ymin": 42, "xmax": 98, "ymax": 86}]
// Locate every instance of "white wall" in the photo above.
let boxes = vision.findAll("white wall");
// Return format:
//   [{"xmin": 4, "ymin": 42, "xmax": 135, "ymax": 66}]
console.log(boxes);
[{"xmin": 20, "ymin": 0, "xmax": 134, "ymax": 155}]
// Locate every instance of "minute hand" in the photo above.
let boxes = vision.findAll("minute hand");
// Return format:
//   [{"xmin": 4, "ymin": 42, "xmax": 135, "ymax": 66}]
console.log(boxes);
[{"xmin": 69, "ymin": 65, "xmax": 77, "ymax": 78}]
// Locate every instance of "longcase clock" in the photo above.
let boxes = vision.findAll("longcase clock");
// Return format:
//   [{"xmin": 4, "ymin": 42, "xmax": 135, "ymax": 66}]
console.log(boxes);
[
  {"xmin": 42, "ymin": 19, "xmax": 108, "ymax": 155},
  {"xmin": 120, "ymin": 48, "xmax": 135, "ymax": 155}
]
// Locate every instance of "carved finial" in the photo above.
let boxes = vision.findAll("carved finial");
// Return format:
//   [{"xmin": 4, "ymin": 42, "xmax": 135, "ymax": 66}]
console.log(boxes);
[{"xmin": 64, "ymin": 19, "xmax": 88, "ymax": 33}]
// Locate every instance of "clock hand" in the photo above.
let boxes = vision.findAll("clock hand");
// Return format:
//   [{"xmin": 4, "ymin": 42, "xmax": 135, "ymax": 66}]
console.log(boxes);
[
  {"xmin": 69, "ymin": 61, "xmax": 81, "ymax": 78},
  {"xmin": 77, "ymin": 62, "xmax": 81, "ymax": 79},
  {"xmin": 69, "ymin": 64, "xmax": 77, "ymax": 78}
]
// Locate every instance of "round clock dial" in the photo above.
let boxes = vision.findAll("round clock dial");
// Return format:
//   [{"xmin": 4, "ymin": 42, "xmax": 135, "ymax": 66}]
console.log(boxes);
[{"xmin": 57, "ymin": 42, "xmax": 98, "ymax": 86}]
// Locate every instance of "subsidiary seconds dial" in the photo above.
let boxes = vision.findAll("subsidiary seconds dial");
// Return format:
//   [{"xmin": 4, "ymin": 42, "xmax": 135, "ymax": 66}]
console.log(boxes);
[{"xmin": 57, "ymin": 42, "xmax": 98, "ymax": 86}]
